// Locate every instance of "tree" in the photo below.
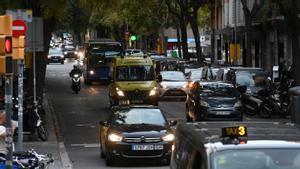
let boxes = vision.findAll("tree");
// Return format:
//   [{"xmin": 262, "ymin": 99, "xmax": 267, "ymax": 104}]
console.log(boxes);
[
  {"xmin": 165, "ymin": 0, "xmax": 189, "ymax": 60},
  {"xmin": 270, "ymin": 0, "xmax": 300, "ymax": 85},
  {"xmin": 240, "ymin": 0, "xmax": 261, "ymax": 66}
]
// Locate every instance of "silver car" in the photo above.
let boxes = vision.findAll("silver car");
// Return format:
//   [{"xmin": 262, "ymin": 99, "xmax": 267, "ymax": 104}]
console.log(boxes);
[{"xmin": 158, "ymin": 71, "xmax": 189, "ymax": 101}]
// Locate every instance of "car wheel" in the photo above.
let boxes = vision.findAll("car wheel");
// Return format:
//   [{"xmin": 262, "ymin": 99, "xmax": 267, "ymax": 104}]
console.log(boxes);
[
  {"xmin": 61, "ymin": 61, "xmax": 64, "ymax": 64},
  {"xmin": 106, "ymin": 155, "xmax": 115, "ymax": 166}
]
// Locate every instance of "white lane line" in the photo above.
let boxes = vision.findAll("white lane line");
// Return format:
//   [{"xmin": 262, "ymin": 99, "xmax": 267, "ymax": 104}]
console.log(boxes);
[
  {"xmin": 70, "ymin": 143, "xmax": 100, "ymax": 148},
  {"xmin": 59, "ymin": 142, "xmax": 73, "ymax": 169}
]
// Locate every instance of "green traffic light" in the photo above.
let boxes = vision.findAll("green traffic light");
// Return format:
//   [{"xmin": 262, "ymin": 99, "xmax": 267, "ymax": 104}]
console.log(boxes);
[{"xmin": 130, "ymin": 35, "xmax": 137, "ymax": 41}]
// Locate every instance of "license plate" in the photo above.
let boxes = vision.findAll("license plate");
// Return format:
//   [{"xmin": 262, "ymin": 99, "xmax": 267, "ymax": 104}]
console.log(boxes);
[
  {"xmin": 131, "ymin": 100, "xmax": 143, "ymax": 103},
  {"xmin": 216, "ymin": 111, "xmax": 230, "ymax": 115},
  {"xmin": 119, "ymin": 100, "xmax": 130, "ymax": 105},
  {"xmin": 132, "ymin": 144, "xmax": 163, "ymax": 151}
]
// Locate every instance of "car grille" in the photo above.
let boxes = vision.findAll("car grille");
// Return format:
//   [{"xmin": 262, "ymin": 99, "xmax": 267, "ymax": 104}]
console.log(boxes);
[
  {"xmin": 123, "ymin": 137, "xmax": 161, "ymax": 143},
  {"xmin": 125, "ymin": 90, "xmax": 148, "ymax": 99}
]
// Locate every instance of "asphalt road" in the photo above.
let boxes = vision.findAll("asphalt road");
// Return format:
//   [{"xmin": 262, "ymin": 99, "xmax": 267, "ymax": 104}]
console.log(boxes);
[{"xmin": 45, "ymin": 59, "xmax": 290, "ymax": 169}]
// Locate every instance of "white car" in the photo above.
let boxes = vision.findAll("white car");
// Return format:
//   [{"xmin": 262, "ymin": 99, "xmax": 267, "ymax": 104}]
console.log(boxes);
[
  {"xmin": 47, "ymin": 48, "xmax": 65, "ymax": 64},
  {"xmin": 158, "ymin": 71, "xmax": 189, "ymax": 101}
]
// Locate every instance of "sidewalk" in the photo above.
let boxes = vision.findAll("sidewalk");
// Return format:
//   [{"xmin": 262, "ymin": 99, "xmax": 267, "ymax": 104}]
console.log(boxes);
[{"xmin": 14, "ymin": 93, "xmax": 65, "ymax": 169}]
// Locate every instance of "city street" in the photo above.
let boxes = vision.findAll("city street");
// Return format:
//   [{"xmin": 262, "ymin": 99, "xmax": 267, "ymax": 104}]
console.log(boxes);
[{"xmin": 45, "ymin": 59, "xmax": 290, "ymax": 169}]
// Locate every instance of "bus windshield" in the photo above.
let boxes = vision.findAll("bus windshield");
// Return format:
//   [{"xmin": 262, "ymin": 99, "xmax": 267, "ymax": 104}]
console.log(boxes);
[
  {"xmin": 116, "ymin": 65, "xmax": 155, "ymax": 81},
  {"xmin": 87, "ymin": 43, "xmax": 122, "ymax": 67}
]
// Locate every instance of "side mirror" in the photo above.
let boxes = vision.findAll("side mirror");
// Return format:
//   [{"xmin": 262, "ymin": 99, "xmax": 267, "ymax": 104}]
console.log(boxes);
[
  {"xmin": 169, "ymin": 120, "xmax": 177, "ymax": 126},
  {"xmin": 99, "ymin": 121, "xmax": 108, "ymax": 126},
  {"xmin": 157, "ymin": 75, "xmax": 162, "ymax": 83},
  {"xmin": 237, "ymin": 85, "xmax": 247, "ymax": 94}
]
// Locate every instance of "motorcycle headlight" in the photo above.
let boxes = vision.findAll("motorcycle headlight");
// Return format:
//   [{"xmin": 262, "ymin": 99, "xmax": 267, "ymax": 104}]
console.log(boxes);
[
  {"xmin": 108, "ymin": 133, "xmax": 122, "ymax": 142},
  {"xmin": 89, "ymin": 70, "xmax": 94, "ymax": 75},
  {"xmin": 64, "ymin": 51, "xmax": 67, "ymax": 55},
  {"xmin": 116, "ymin": 88, "xmax": 125, "ymax": 97},
  {"xmin": 47, "ymin": 55, "xmax": 51, "ymax": 58},
  {"xmin": 74, "ymin": 74, "xmax": 79, "ymax": 78},
  {"xmin": 149, "ymin": 87, "xmax": 157, "ymax": 96},
  {"xmin": 78, "ymin": 52, "xmax": 84, "ymax": 58},
  {"xmin": 200, "ymin": 100, "xmax": 209, "ymax": 107},
  {"xmin": 162, "ymin": 133, "xmax": 175, "ymax": 142},
  {"xmin": 234, "ymin": 101, "xmax": 242, "ymax": 108}
]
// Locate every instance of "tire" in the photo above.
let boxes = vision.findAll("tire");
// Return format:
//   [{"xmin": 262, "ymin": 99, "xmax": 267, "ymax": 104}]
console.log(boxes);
[
  {"xmin": 106, "ymin": 155, "xmax": 115, "ymax": 166},
  {"xmin": 61, "ymin": 61, "xmax": 64, "ymax": 64},
  {"xmin": 37, "ymin": 124, "xmax": 48, "ymax": 141},
  {"xmin": 259, "ymin": 102, "xmax": 272, "ymax": 118},
  {"xmin": 75, "ymin": 89, "xmax": 79, "ymax": 94}
]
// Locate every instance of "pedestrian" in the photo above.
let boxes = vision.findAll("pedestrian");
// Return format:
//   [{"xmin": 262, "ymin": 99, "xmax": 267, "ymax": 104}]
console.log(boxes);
[{"xmin": 0, "ymin": 110, "xmax": 18, "ymax": 156}]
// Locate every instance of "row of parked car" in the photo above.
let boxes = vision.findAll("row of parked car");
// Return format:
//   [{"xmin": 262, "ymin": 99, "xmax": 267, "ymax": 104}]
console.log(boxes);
[{"xmin": 155, "ymin": 61, "xmax": 289, "ymax": 121}]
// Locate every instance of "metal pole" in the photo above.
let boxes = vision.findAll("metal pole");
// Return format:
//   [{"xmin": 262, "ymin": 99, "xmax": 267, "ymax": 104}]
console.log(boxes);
[
  {"xmin": 17, "ymin": 60, "xmax": 24, "ymax": 151},
  {"xmin": 33, "ymin": 19, "xmax": 36, "ymax": 105},
  {"xmin": 5, "ymin": 75, "xmax": 13, "ymax": 169},
  {"xmin": 234, "ymin": 0, "xmax": 238, "ymax": 65}
]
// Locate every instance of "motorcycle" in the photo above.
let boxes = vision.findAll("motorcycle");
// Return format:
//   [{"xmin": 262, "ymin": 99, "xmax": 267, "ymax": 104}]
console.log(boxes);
[
  {"xmin": 71, "ymin": 74, "xmax": 81, "ymax": 94},
  {"xmin": 259, "ymin": 83, "xmax": 291, "ymax": 118},
  {"xmin": 25, "ymin": 101, "xmax": 48, "ymax": 141}
]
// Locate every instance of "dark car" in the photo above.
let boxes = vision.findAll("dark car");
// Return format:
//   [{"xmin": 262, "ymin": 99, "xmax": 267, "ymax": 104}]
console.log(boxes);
[
  {"xmin": 99, "ymin": 105, "xmax": 176, "ymax": 166},
  {"xmin": 185, "ymin": 81, "xmax": 243, "ymax": 121},
  {"xmin": 62, "ymin": 45, "xmax": 76, "ymax": 58}
]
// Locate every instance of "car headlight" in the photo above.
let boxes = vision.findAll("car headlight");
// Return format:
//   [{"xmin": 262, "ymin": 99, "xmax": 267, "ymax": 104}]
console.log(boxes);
[
  {"xmin": 149, "ymin": 87, "xmax": 157, "ymax": 96},
  {"xmin": 108, "ymin": 133, "xmax": 122, "ymax": 142},
  {"xmin": 64, "ymin": 51, "xmax": 67, "ymax": 55},
  {"xmin": 116, "ymin": 88, "xmax": 125, "ymax": 97},
  {"xmin": 78, "ymin": 52, "xmax": 84, "ymax": 58},
  {"xmin": 234, "ymin": 101, "xmax": 242, "ymax": 108},
  {"xmin": 162, "ymin": 133, "xmax": 175, "ymax": 142},
  {"xmin": 75, "ymin": 51, "xmax": 78, "ymax": 55},
  {"xmin": 200, "ymin": 100, "xmax": 209, "ymax": 107},
  {"xmin": 89, "ymin": 70, "xmax": 94, "ymax": 75},
  {"xmin": 47, "ymin": 55, "xmax": 51, "ymax": 58},
  {"xmin": 182, "ymin": 83, "xmax": 188, "ymax": 88}
]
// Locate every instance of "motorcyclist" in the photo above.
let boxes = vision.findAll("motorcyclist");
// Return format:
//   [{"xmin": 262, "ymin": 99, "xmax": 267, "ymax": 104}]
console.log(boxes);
[{"xmin": 69, "ymin": 65, "xmax": 82, "ymax": 78}]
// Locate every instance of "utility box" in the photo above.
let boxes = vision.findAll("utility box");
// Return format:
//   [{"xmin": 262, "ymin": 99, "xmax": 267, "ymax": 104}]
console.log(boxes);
[{"xmin": 289, "ymin": 86, "xmax": 300, "ymax": 124}]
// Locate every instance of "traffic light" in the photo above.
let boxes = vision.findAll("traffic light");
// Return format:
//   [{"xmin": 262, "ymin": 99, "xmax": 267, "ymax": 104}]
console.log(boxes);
[
  {"xmin": 0, "ymin": 15, "xmax": 12, "ymax": 75},
  {"xmin": 12, "ymin": 36, "xmax": 25, "ymax": 60},
  {"xmin": 130, "ymin": 35, "xmax": 137, "ymax": 41}
]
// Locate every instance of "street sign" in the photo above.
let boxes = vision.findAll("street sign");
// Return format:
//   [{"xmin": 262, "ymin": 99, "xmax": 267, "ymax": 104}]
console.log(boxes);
[
  {"xmin": 12, "ymin": 20, "xmax": 27, "ymax": 37},
  {"xmin": 25, "ymin": 17, "xmax": 44, "ymax": 52}
]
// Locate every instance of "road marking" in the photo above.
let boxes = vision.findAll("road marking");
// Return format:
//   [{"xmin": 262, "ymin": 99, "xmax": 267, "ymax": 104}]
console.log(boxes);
[
  {"xmin": 70, "ymin": 143, "xmax": 100, "ymax": 148},
  {"xmin": 59, "ymin": 142, "xmax": 73, "ymax": 169}
]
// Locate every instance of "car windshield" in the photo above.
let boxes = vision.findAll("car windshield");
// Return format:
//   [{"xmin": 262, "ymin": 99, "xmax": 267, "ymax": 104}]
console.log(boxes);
[
  {"xmin": 212, "ymin": 149, "xmax": 300, "ymax": 169},
  {"xmin": 161, "ymin": 71, "xmax": 186, "ymax": 81},
  {"xmin": 199, "ymin": 84, "xmax": 237, "ymax": 97},
  {"xmin": 116, "ymin": 65, "xmax": 155, "ymax": 81},
  {"xmin": 236, "ymin": 72, "xmax": 255, "ymax": 87},
  {"xmin": 49, "ymin": 49, "xmax": 62, "ymax": 55},
  {"xmin": 236, "ymin": 71, "xmax": 268, "ymax": 87},
  {"xmin": 112, "ymin": 108, "xmax": 166, "ymax": 126}
]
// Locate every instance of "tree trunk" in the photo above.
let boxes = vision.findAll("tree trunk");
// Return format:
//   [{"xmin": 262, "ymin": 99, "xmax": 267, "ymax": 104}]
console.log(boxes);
[
  {"xmin": 291, "ymin": 32, "xmax": 300, "ymax": 85},
  {"xmin": 245, "ymin": 17, "xmax": 252, "ymax": 67},
  {"xmin": 180, "ymin": 16, "xmax": 188, "ymax": 60},
  {"xmin": 190, "ymin": 13, "xmax": 202, "ymax": 63},
  {"xmin": 176, "ymin": 26, "xmax": 182, "ymax": 58}
]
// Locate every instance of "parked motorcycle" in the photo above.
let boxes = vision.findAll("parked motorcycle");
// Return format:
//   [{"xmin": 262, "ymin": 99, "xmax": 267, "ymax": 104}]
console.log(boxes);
[
  {"xmin": 259, "ymin": 83, "xmax": 290, "ymax": 118},
  {"xmin": 71, "ymin": 74, "xmax": 81, "ymax": 94},
  {"xmin": 25, "ymin": 101, "xmax": 48, "ymax": 141}
]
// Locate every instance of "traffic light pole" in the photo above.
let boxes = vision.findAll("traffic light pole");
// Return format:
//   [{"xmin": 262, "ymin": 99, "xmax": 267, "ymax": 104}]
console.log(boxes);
[
  {"xmin": 4, "ymin": 74, "xmax": 13, "ymax": 169},
  {"xmin": 17, "ymin": 60, "xmax": 24, "ymax": 151}
]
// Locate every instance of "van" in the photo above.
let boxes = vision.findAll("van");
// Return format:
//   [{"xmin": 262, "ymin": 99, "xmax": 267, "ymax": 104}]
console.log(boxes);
[{"xmin": 108, "ymin": 55, "xmax": 160, "ymax": 106}]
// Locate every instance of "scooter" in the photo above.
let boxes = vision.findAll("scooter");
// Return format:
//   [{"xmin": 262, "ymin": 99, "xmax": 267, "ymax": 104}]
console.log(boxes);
[
  {"xmin": 71, "ymin": 74, "xmax": 81, "ymax": 94},
  {"xmin": 25, "ymin": 101, "xmax": 48, "ymax": 141}
]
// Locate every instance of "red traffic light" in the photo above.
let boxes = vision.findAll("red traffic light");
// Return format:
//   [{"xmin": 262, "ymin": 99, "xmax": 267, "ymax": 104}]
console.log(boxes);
[{"xmin": 5, "ymin": 37, "xmax": 12, "ymax": 54}]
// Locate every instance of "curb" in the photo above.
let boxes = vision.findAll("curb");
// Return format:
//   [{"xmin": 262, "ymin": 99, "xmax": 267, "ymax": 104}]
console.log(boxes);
[{"xmin": 45, "ymin": 92, "xmax": 73, "ymax": 169}]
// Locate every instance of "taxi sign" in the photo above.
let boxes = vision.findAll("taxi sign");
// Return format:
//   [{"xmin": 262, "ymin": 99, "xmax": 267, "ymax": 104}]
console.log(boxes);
[{"xmin": 222, "ymin": 126, "xmax": 247, "ymax": 138}]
